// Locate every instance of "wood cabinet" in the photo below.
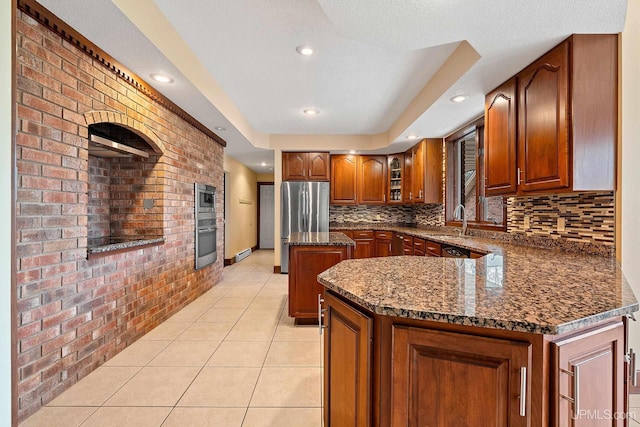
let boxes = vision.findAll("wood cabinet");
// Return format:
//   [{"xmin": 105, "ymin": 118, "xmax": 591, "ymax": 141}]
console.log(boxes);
[
  {"xmin": 282, "ymin": 152, "xmax": 330, "ymax": 181},
  {"xmin": 288, "ymin": 245, "xmax": 350, "ymax": 321},
  {"xmin": 331, "ymin": 155, "xmax": 387, "ymax": 205},
  {"xmin": 484, "ymin": 34, "xmax": 617, "ymax": 196},
  {"xmin": 357, "ymin": 156, "xmax": 387, "ymax": 205},
  {"xmin": 404, "ymin": 139, "xmax": 443, "ymax": 204},
  {"xmin": 552, "ymin": 320, "xmax": 625, "ymax": 426},
  {"xmin": 402, "ymin": 235, "xmax": 413, "ymax": 256},
  {"xmin": 387, "ymin": 155, "xmax": 404, "ymax": 203},
  {"xmin": 485, "ymin": 77, "xmax": 518, "ymax": 196},
  {"xmin": 391, "ymin": 325, "xmax": 532, "ymax": 426},
  {"xmin": 374, "ymin": 231, "xmax": 393, "ymax": 257},
  {"xmin": 424, "ymin": 240, "xmax": 442, "ymax": 257},
  {"xmin": 330, "ymin": 155, "xmax": 358, "ymax": 204},
  {"xmin": 412, "ymin": 237, "xmax": 426, "ymax": 256},
  {"xmin": 323, "ymin": 291, "xmax": 372, "ymax": 427},
  {"xmin": 352, "ymin": 230, "xmax": 374, "ymax": 259}
]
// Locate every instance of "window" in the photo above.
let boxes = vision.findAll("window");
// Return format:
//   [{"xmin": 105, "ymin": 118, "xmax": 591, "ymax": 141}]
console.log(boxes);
[{"xmin": 445, "ymin": 118, "xmax": 506, "ymax": 230}]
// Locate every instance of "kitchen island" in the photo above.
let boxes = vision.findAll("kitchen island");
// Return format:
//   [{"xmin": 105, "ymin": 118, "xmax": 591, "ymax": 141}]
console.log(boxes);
[
  {"xmin": 318, "ymin": 242, "xmax": 638, "ymax": 426},
  {"xmin": 285, "ymin": 232, "xmax": 354, "ymax": 324}
]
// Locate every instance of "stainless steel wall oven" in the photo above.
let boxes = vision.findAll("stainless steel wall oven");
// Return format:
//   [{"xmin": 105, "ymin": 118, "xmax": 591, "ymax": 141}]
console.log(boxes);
[{"xmin": 195, "ymin": 183, "xmax": 217, "ymax": 269}]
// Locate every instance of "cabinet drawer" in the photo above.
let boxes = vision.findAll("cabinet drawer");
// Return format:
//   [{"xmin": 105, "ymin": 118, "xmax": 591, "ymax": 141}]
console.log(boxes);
[
  {"xmin": 425, "ymin": 240, "xmax": 442, "ymax": 257},
  {"xmin": 353, "ymin": 230, "xmax": 374, "ymax": 239},
  {"xmin": 402, "ymin": 235, "xmax": 414, "ymax": 246},
  {"xmin": 413, "ymin": 238, "xmax": 426, "ymax": 250},
  {"xmin": 375, "ymin": 231, "xmax": 393, "ymax": 240},
  {"xmin": 403, "ymin": 246, "xmax": 413, "ymax": 256}
]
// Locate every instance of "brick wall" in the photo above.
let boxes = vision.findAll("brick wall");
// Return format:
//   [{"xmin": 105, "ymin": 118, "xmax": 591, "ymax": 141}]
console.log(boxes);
[
  {"xmin": 15, "ymin": 11, "xmax": 224, "ymax": 421},
  {"xmin": 87, "ymin": 156, "xmax": 110, "ymax": 239}
]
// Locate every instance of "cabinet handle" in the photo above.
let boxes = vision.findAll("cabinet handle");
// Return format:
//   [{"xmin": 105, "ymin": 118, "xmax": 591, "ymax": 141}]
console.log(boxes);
[
  {"xmin": 630, "ymin": 349, "xmax": 637, "ymax": 387},
  {"xmin": 519, "ymin": 366, "xmax": 527, "ymax": 416},
  {"xmin": 573, "ymin": 365, "xmax": 580, "ymax": 417},
  {"xmin": 318, "ymin": 294, "xmax": 326, "ymax": 335},
  {"xmin": 383, "ymin": 194, "xmax": 386, "ymax": 202},
  {"xmin": 517, "ymin": 167, "xmax": 523, "ymax": 185},
  {"xmin": 419, "ymin": 190, "xmax": 422, "ymax": 198},
  {"xmin": 409, "ymin": 191, "xmax": 413, "ymax": 200}
]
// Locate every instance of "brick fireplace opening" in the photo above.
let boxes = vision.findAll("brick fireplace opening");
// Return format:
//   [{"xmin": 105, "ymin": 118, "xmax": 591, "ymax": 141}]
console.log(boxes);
[{"xmin": 87, "ymin": 122, "xmax": 164, "ymax": 246}]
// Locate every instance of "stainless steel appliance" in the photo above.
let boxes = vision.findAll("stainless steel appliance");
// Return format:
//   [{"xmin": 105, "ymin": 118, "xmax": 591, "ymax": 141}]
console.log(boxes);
[
  {"xmin": 195, "ymin": 183, "xmax": 217, "ymax": 269},
  {"xmin": 280, "ymin": 181, "xmax": 329, "ymax": 273},
  {"xmin": 441, "ymin": 245, "xmax": 470, "ymax": 258}
]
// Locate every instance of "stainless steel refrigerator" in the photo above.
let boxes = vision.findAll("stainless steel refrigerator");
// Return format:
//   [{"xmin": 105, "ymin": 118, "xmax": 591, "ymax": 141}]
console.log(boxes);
[{"xmin": 280, "ymin": 181, "xmax": 330, "ymax": 273}]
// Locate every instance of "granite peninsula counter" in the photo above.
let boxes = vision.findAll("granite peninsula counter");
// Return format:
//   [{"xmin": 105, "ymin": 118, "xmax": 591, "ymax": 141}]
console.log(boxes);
[{"xmin": 317, "ymin": 233, "xmax": 639, "ymax": 426}]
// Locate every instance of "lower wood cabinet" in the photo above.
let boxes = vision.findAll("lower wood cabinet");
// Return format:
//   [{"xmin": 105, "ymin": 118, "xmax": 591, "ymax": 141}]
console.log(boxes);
[
  {"xmin": 391, "ymin": 325, "xmax": 531, "ymax": 427},
  {"xmin": 288, "ymin": 245, "xmax": 350, "ymax": 320},
  {"xmin": 321, "ymin": 290, "xmax": 629, "ymax": 427},
  {"xmin": 552, "ymin": 320, "xmax": 625, "ymax": 426},
  {"xmin": 374, "ymin": 231, "xmax": 393, "ymax": 257},
  {"xmin": 351, "ymin": 230, "xmax": 374, "ymax": 259},
  {"xmin": 324, "ymin": 291, "xmax": 372, "ymax": 427}
]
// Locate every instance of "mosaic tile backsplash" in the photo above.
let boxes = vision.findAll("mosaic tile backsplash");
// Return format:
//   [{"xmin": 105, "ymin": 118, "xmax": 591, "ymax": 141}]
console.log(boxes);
[
  {"xmin": 330, "ymin": 191, "xmax": 615, "ymax": 249},
  {"xmin": 507, "ymin": 192, "xmax": 615, "ymax": 245}
]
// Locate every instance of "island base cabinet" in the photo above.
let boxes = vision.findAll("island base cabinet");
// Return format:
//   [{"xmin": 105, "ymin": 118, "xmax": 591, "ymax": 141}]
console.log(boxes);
[
  {"xmin": 390, "ymin": 325, "xmax": 532, "ymax": 427},
  {"xmin": 288, "ymin": 246, "xmax": 349, "ymax": 320},
  {"xmin": 323, "ymin": 291, "xmax": 372, "ymax": 427},
  {"xmin": 552, "ymin": 321, "xmax": 625, "ymax": 427}
]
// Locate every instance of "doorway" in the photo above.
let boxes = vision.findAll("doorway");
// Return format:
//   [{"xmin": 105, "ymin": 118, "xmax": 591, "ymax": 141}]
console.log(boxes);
[{"xmin": 258, "ymin": 182, "xmax": 275, "ymax": 249}]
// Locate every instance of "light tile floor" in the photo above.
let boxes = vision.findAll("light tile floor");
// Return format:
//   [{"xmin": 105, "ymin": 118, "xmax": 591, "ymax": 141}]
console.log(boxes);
[{"xmin": 21, "ymin": 250, "xmax": 323, "ymax": 427}]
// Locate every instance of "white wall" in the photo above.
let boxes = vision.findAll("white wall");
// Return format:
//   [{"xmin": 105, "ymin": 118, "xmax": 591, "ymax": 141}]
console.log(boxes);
[
  {"xmin": 622, "ymin": 0, "xmax": 640, "ymax": 354},
  {"xmin": 223, "ymin": 155, "xmax": 258, "ymax": 259},
  {"xmin": 1, "ymin": 0, "xmax": 13, "ymax": 424}
]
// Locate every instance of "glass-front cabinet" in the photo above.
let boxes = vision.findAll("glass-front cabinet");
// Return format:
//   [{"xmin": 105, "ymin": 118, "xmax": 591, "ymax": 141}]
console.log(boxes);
[{"xmin": 387, "ymin": 154, "xmax": 404, "ymax": 203}]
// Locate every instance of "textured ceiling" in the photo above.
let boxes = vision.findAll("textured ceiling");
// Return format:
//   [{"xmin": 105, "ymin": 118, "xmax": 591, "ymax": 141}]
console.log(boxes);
[{"xmin": 37, "ymin": 0, "xmax": 627, "ymax": 173}]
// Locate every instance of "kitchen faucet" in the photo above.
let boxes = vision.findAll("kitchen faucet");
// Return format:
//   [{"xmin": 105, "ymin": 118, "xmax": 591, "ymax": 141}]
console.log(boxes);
[{"xmin": 453, "ymin": 204, "xmax": 467, "ymax": 236}]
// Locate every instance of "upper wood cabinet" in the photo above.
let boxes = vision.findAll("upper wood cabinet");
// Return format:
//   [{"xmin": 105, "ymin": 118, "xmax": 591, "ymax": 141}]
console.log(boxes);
[
  {"xmin": 330, "ymin": 154, "xmax": 387, "ymax": 205},
  {"xmin": 484, "ymin": 34, "xmax": 617, "ymax": 196},
  {"xmin": 387, "ymin": 154, "xmax": 404, "ymax": 203},
  {"xmin": 404, "ymin": 139, "xmax": 443, "ymax": 204},
  {"xmin": 357, "ymin": 156, "xmax": 387, "ymax": 205},
  {"xmin": 282, "ymin": 152, "xmax": 330, "ymax": 181},
  {"xmin": 330, "ymin": 155, "xmax": 358, "ymax": 204},
  {"xmin": 485, "ymin": 77, "xmax": 518, "ymax": 196}
]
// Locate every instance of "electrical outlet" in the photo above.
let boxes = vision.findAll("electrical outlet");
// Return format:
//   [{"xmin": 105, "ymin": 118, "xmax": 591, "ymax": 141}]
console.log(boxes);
[
  {"xmin": 557, "ymin": 217, "xmax": 566, "ymax": 232},
  {"xmin": 524, "ymin": 215, "xmax": 531, "ymax": 230},
  {"xmin": 376, "ymin": 214, "xmax": 382, "ymax": 221}
]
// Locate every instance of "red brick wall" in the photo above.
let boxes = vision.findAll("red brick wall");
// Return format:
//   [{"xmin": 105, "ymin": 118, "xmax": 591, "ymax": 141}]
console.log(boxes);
[
  {"xmin": 15, "ymin": 11, "xmax": 224, "ymax": 421},
  {"xmin": 87, "ymin": 156, "xmax": 110, "ymax": 239}
]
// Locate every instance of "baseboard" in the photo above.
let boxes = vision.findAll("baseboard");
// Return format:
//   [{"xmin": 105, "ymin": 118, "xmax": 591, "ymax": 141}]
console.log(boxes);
[
  {"xmin": 224, "ymin": 258, "xmax": 235, "ymax": 267},
  {"xmin": 631, "ymin": 370, "xmax": 640, "ymax": 394},
  {"xmin": 274, "ymin": 266, "xmax": 281, "ymax": 274}
]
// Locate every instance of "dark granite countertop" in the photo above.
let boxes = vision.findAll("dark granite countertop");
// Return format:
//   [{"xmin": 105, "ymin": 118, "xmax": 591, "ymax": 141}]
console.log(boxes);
[
  {"xmin": 318, "ymin": 233, "xmax": 638, "ymax": 335},
  {"xmin": 285, "ymin": 232, "xmax": 355, "ymax": 246},
  {"xmin": 87, "ymin": 236, "xmax": 166, "ymax": 254}
]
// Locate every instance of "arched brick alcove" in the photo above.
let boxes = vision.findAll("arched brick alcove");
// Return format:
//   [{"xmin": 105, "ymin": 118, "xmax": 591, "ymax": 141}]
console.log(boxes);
[{"xmin": 84, "ymin": 110, "xmax": 166, "ymax": 155}]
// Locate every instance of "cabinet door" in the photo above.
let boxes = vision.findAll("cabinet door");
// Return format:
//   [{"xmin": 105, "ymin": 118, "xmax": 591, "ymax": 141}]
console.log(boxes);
[
  {"xmin": 425, "ymin": 240, "xmax": 442, "ymax": 257},
  {"xmin": 282, "ymin": 152, "xmax": 308, "ymax": 181},
  {"xmin": 424, "ymin": 139, "xmax": 443, "ymax": 204},
  {"xmin": 411, "ymin": 142, "xmax": 425, "ymax": 202},
  {"xmin": 391, "ymin": 326, "xmax": 531, "ymax": 427},
  {"xmin": 403, "ymin": 148, "xmax": 413, "ymax": 203},
  {"xmin": 485, "ymin": 77, "xmax": 518, "ymax": 196},
  {"xmin": 288, "ymin": 246, "xmax": 348, "ymax": 319},
  {"xmin": 330, "ymin": 155, "xmax": 358, "ymax": 205},
  {"xmin": 388, "ymin": 154, "xmax": 404, "ymax": 203},
  {"xmin": 307, "ymin": 152, "xmax": 330, "ymax": 181},
  {"xmin": 374, "ymin": 240, "xmax": 391, "ymax": 257},
  {"xmin": 518, "ymin": 40, "xmax": 570, "ymax": 192},
  {"xmin": 324, "ymin": 291, "xmax": 372, "ymax": 427},
  {"xmin": 552, "ymin": 320, "xmax": 625, "ymax": 427},
  {"xmin": 357, "ymin": 155, "xmax": 387, "ymax": 204},
  {"xmin": 353, "ymin": 239, "xmax": 374, "ymax": 259}
]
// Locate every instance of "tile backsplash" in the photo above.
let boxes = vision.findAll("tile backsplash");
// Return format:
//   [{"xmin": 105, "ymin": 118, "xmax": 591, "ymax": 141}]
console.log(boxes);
[
  {"xmin": 507, "ymin": 192, "xmax": 615, "ymax": 245},
  {"xmin": 330, "ymin": 191, "xmax": 615, "ymax": 249}
]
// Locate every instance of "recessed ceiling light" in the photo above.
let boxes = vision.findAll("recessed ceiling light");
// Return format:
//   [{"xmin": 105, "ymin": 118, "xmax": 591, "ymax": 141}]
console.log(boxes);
[
  {"xmin": 450, "ymin": 95, "xmax": 468, "ymax": 103},
  {"xmin": 348, "ymin": 150, "xmax": 357, "ymax": 154},
  {"xmin": 149, "ymin": 73, "xmax": 174, "ymax": 83},
  {"xmin": 407, "ymin": 134, "xmax": 419, "ymax": 140},
  {"xmin": 261, "ymin": 162, "xmax": 266, "ymax": 167},
  {"xmin": 296, "ymin": 45, "xmax": 314, "ymax": 56},
  {"xmin": 303, "ymin": 109, "xmax": 319, "ymax": 116},
  {"xmin": 214, "ymin": 126, "xmax": 226, "ymax": 131}
]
